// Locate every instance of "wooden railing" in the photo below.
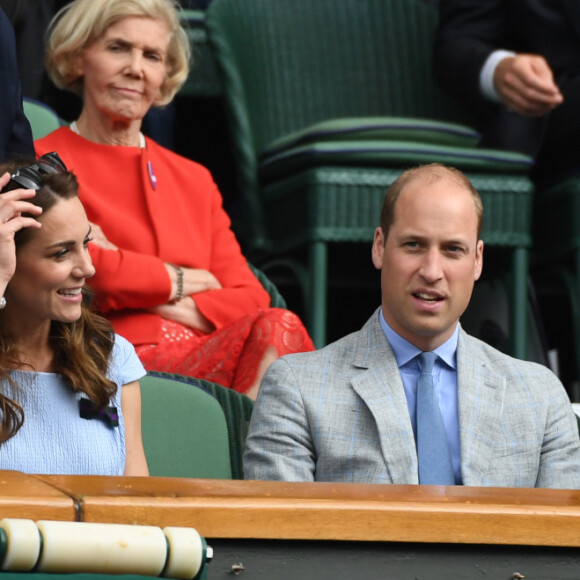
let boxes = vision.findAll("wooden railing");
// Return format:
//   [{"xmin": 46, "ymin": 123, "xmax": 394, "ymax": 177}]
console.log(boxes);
[{"xmin": 0, "ymin": 472, "xmax": 577, "ymax": 548}]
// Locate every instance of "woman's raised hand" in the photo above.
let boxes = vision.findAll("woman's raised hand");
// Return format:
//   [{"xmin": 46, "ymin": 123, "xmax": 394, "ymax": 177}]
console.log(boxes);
[{"xmin": 0, "ymin": 172, "xmax": 42, "ymax": 289}]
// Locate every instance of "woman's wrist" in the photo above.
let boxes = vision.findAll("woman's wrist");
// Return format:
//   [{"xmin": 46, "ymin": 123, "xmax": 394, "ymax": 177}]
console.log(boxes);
[{"xmin": 166, "ymin": 263, "xmax": 184, "ymax": 303}]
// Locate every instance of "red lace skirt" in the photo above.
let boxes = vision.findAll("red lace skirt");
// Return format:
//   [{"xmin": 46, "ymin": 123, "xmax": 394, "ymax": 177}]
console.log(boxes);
[{"xmin": 135, "ymin": 308, "xmax": 315, "ymax": 394}]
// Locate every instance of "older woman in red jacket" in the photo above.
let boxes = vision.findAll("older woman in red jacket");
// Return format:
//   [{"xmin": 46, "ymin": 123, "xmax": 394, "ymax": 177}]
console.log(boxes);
[{"xmin": 36, "ymin": 0, "xmax": 314, "ymax": 398}]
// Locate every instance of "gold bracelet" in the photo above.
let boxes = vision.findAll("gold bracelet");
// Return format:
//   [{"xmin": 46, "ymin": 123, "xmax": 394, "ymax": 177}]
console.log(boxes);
[{"xmin": 168, "ymin": 264, "xmax": 184, "ymax": 303}]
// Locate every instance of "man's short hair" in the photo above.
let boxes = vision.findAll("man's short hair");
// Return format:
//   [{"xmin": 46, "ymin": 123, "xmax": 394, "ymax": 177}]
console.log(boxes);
[{"xmin": 379, "ymin": 164, "xmax": 484, "ymax": 242}]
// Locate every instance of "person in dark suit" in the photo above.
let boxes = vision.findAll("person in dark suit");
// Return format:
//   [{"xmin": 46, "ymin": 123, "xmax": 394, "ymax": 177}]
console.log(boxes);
[
  {"xmin": 3, "ymin": 0, "xmax": 57, "ymax": 101},
  {"xmin": 0, "ymin": 5, "xmax": 34, "ymax": 160},
  {"xmin": 433, "ymin": 0, "xmax": 580, "ymax": 189}
]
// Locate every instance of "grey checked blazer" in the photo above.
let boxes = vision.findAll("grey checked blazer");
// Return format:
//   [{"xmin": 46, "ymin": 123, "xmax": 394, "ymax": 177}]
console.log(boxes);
[{"xmin": 244, "ymin": 309, "xmax": 580, "ymax": 488}]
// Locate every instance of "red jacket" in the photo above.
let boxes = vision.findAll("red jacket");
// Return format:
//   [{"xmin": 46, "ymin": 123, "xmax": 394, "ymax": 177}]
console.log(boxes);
[{"xmin": 36, "ymin": 128, "xmax": 269, "ymax": 345}]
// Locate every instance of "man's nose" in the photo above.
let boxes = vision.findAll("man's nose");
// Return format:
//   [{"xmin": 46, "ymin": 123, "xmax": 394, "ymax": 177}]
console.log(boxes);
[{"xmin": 419, "ymin": 249, "xmax": 443, "ymax": 282}]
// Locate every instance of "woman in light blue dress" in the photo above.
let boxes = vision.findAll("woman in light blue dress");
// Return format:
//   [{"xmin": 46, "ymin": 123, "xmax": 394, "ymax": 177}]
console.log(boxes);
[{"xmin": 0, "ymin": 153, "xmax": 148, "ymax": 475}]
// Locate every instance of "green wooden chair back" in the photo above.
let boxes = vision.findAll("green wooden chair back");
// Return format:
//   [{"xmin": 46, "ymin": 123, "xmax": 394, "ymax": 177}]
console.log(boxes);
[
  {"xmin": 206, "ymin": 0, "xmax": 477, "ymax": 243},
  {"xmin": 208, "ymin": 0, "xmax": 474, "ymax": 154},
  {"xmin": 140, "ymin": 373, "xmax": 232, "ymax": 479},
  {"xmin": 146, "ymin": 371, "xmax": 254, "ymax": 480},
  {"xmin": 23, "ymin": 98, "xmax": 62, "ymax": 141},
  {"xmin": 249, "ymin": 263, "xmax": 287, "ymax": 308}
]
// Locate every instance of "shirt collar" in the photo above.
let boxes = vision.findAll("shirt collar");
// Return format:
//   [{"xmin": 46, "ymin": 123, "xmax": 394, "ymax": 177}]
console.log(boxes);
[{"xmin": 378, "ymin": 308, "xmax": 458, "ymax": 370}]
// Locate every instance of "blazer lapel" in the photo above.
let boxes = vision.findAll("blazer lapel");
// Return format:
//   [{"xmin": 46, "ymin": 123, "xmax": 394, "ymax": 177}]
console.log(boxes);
[
  {"xmin": 350, "ymin": 313, "xmax": 419, "ymax": 484},
  {"xmin": 456, "ymin": 330, "xmax": 506, "ymax": 485}
]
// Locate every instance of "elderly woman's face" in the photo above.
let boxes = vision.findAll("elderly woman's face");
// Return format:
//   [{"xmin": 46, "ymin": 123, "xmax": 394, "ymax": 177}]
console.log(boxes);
[{"xmin": 74, "ymin": 16, "xmax": 170, "ymax": 123}]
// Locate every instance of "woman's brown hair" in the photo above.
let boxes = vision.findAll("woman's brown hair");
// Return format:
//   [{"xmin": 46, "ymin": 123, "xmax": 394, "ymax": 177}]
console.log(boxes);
[{"xmin": 0, "ymin": 159, "xmax": 116, "ymax": 444}]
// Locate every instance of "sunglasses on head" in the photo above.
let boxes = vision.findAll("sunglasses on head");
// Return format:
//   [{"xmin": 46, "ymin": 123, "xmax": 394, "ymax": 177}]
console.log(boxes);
[{"xmin": 8, "ymin": 152, "xmax": 67, "ymax": 191}]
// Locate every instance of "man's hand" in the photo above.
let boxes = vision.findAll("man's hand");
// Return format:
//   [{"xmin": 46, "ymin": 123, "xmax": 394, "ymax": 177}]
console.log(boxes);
[{"xmin": 494, "ymin": 54, "xmax": 563, "ymax": 116}]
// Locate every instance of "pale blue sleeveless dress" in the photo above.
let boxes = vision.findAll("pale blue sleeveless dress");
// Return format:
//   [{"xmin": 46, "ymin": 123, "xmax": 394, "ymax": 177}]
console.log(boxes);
[{"xmin": 0, "ymin": 334, "xmax": 146, "ymax": 475}]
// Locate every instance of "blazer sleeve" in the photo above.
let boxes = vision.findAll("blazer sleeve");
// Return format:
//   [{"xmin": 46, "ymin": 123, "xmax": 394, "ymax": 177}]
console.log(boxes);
[
  {"xmin": 0, "ymin": 8, "xmax": 34, "ymax": 160},
  {"xmin": 536, "ymin": 375, "xmax": 580, "ymax": 489},
  {"xmin": 88, "ymin": 245, "xmax": 172, "ymax": 311},
  {"xmin": 88, "ymin": 213, "xmax": 269, "ymax": 323},
  {"xmin": 7, "ymin": 84, "xmax": 34, "ymax": 159},
  {"xmin": 433, "ymin": 0, "xmax": 507, "ymax": 107},
  {"xmin": 244, "ymin": 358, "xmax": 316, "ymax": 482},
  {"xmin": 189, "ymin": 181, "xmax": 270, "ymax": 330}
]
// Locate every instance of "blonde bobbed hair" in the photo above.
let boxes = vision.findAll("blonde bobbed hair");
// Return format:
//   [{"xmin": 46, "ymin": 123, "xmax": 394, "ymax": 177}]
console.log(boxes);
[{"xmin": 45, "ymin": 0, "xmax": 190, "ymax": 107}]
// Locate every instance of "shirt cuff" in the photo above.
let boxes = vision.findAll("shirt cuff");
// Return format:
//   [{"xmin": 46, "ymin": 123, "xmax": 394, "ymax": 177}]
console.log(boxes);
[{"xmin": 479, "ymin": 49, "xmax": 517, "ymax": 103}]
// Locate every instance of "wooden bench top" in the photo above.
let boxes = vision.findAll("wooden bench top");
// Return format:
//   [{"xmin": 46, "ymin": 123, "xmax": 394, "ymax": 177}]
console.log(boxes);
[
  {"xmin": 0, "ymin": 471, "xmax": 75, "ymax": 521},
  {"xmin": 33, "ymin": 474, "xmax": 580, "ymax": 547}
]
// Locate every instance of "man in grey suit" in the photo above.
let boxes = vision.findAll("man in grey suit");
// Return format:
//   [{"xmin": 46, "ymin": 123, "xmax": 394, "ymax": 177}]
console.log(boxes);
[{"xmin": 244, "ymin": 164, "xmax": 580, "ymax": 488}]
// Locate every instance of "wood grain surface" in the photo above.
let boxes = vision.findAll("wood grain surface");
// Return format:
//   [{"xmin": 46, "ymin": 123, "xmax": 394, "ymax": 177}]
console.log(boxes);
[{"xmin": 33, "ymin": 474, "xmax": 580, "ymax": 547}]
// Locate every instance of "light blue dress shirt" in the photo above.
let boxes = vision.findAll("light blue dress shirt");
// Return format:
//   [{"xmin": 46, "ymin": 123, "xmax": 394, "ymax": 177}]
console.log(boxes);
[{"xmin": 379, "ymin": 310, "xmax": 463, "ymax": 484}]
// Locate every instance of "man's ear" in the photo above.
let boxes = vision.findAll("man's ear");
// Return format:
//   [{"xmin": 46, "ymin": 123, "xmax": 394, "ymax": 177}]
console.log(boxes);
[
  {"xmin": 371, "ymin": 227, "xmax": 385, "ymax": 270},
  {"xmin": 474, "ymin": 240, "xmax": 484, "ymax": 281}
]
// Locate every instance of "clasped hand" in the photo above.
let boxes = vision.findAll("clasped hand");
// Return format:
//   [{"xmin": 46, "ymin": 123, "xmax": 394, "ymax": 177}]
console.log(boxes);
[
  {"xmin": 87, "ymin": 220, "xmax": 221, "ymax": 333},
  {"xmin": 494, "ymin": 53, "xmax": 564, "ymax": 116},
  {"xmin": 151, "ymin": 267, "xmax": 222, "ymax": 333}
]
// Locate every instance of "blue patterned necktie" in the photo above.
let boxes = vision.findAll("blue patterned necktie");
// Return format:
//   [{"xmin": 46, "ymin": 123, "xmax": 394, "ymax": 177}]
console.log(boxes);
[{"xmin": 416, "ymin": 352, "xmax": 455, "ymax": 485}]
